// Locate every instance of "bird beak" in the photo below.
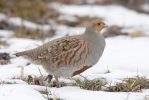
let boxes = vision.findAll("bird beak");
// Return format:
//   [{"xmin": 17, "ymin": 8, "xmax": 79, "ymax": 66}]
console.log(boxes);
[{"xmin": 104, "ymin": 24, "xmax": 108, "ymax": 28}]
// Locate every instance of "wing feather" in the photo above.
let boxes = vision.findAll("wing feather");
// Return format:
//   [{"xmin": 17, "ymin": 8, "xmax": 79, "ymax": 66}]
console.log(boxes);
[{"xmin": 37, "ymin": 36, "xmax": 85, "ymax": 62}]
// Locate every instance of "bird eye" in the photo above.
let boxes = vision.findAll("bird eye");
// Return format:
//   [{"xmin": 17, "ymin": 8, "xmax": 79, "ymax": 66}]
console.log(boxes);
[{"xmin": 97, "ymin": 23, "xmax": 100, "ymax": 25}]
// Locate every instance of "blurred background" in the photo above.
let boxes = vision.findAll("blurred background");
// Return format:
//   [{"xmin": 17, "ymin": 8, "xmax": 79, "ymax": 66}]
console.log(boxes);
[
  {"xmin": 0, "ymin": 0, "xmax": 149, "ymax": 65},
  {"xmin": 0, "ymin": 0, "xmax": 149, "ymax": 41}
]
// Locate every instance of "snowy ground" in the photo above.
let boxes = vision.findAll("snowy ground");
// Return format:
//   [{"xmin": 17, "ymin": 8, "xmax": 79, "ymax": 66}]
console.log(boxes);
[
  {"xmin": 0, "ymin": 4, "xmax": 149, "ymax": 100},
  {"xmin": 55, "ymin": 4, "xmax": 149, "ymax": 34}
]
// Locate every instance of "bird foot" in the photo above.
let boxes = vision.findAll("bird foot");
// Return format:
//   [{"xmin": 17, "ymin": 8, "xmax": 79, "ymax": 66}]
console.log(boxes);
[{"xmin": 44, "ymin": 74, "xmax": 53, "ymax": 86}]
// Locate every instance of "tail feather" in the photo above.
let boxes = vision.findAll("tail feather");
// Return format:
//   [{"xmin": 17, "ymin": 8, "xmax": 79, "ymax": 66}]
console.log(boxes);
[
  {"xmin": 13, "ymin": 49, "xmax": 37, "ymax": 59},
  {"xmin": 13, "ymin": 49, "xmax": 43, "ymax": 64},
  {"xmin": 13, "ymin": 51, "xmax": 28, "ymax": 57},
  {"xmin": 13, "ymin": 44, "xmax": 48, "ymax": 64}
]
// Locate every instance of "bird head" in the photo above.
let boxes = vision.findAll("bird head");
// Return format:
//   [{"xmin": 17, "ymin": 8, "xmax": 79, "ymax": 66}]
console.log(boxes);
[{"xmin": 87, "ymin": 19, "xmax": 107, "ymax": 34}]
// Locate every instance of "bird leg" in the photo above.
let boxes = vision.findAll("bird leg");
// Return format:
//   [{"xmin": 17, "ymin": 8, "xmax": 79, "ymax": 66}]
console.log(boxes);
[
  {"xmin": 44, "ymin": 74, "xmax": 53, "ymax": 85},
  {"xmin": 54, "ymin": 75, "xmax": 61, "ymax": 88}
]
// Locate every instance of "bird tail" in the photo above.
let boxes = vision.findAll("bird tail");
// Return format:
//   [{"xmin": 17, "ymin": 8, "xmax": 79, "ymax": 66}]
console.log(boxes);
[
  {"xmin": 13, "ymin": 51, "xmax": 28, "ymax": 57},
  {"xmin": 13, "ymin": 49, "xmax": 43, "ymax": 64}
]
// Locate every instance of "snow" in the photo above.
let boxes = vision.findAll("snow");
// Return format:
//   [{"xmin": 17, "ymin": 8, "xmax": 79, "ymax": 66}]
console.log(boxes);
[
  {"xmin": 46, "ymin": 86, "xmax": 149, "ymax": 100},
  {"xmin": 0, "ymin": 30, "xmax": 14, "ymax": 37},
  {"xmin": 0, "ymin": 4, "xmax": 149, "ymax": 100},
  {"xmin": 56, "ymin": 4, "xmax": 149, "ymax": 34},
  {"xmin": 7, "ymin": 17, "xmax": 51, "ymax": 31},
  {"xmin": 58, "ymin": 15, "xmax": 78, "ymax": 22},
  {"xmin": 1, "ymin": 35, "xmax": 149, "ymax": 100},
  {"xmin": 0, "ymin": 13, "xmax": 6, "ymax": 20},
  {"xmin": 0, "ymin": 85, "xmax": 148, "ymax": 100},
  {"xmin": 0, "ymin": 13, "xmax": 50, "ymax": 31},
  {"xmin": 50, "ymin": 25, "xmax": 84, "ymax": 41},
  {"xmin": 141, "ymin": 4, "xmax": 149, "ymax": 12},
  {"xmin": 0, "ymin": 84, "xmax": 45, "ymax": 100}
]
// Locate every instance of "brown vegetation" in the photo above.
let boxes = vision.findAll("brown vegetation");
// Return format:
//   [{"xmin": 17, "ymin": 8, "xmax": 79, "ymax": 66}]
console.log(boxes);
[{"xmin": 106, "ymin": 76, "xmax": 149, "ymax": 92}]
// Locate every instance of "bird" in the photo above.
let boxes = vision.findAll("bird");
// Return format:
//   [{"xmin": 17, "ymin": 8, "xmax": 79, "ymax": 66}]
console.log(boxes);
[{"xmin": 13, "ymin": 19, "xmax": 106, "ymax": 88}]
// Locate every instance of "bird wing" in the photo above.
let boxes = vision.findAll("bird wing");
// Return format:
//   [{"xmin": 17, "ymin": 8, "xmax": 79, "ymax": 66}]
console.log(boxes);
[{"xmin": 37, "ymin": 36, "xmax": 91, "ymax": 67}]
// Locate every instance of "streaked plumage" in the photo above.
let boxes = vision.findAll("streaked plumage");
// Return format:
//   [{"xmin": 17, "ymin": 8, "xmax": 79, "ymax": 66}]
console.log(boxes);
[{"xmin": 14, "ymin": 19, "xmax": 106, "ymax": 87}]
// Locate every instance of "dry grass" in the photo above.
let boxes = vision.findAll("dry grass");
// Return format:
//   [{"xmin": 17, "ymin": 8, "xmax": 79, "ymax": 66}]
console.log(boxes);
[
  {"xmin": 0, "ymin": 40, "xmax": 8, "ymax": 46},
  {"xmin": 129, "ymin": 30, "xmax": 149, "ymax": 38},
  {"xmin": 19, "ymin": 66, "xmax": 149, "ymax": 93},
  {"xmin": 12, "ymin": 27, "xmax": 55, "ymax": 40},
  {"xmin": 50, "ymin": 80, "xmax": 67, "ymax": 87},
  {"xmin": 25, "ymin": 68, "xmax": 66, "ymax": 87},
  {"xmin": 103, "ymin": 25, "xmax": 128, "ymax": 38},
  {"xmin": 144, "ymin": 95, "xmax": 149, "ymax": 100},
  {"xmin": 58, "ymin": 16, "xmax": 101, "ymax": 27},
  {"xmin": 39, "ymin": 87, "xmax": 62, "ymax": 100},
  {"xmin": 0, "ymin": 0, "xmax": 61, "ymax": 24},
  {"xmin": 26, "ymin": 72, "xmax": 106, "ymax": 90},
  {"xmin": 27, "ymin": 74, "xmax": 67, "ymax": 87},
  {"xmin": 0, "ymin": 0, "xmax": 56, "ymax": 40},
  {"xmin": 0, "ymin": 0, "xmax": 48, "ymax": 23},
  {"xmin": 71, "ymin": 76, "xmax": 107, "ymax": 91},
  {"xmin": 0, "ymin": 52, "xmax": 11, "ymax": 65},
  {"xmin": 0, "ymin": 75, "xmax": 20, "ymax": 84},
  {"xmin": 0, "ymin": 81, "xmax": 16, "ymax": 85},
  {"xmin": 106, "ymin": 75, "xmax": 149, "ymax": 92},
  {"xmin": 26, "ymin": 67, "xmax": 46, "ymax": 86}
]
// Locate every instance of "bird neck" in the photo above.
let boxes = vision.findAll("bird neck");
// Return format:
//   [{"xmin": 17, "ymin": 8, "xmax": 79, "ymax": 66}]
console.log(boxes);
[
  {"xmin": 84, "ymin": 27, "xmax": 105, "ymax": 66},
  {"xmin": 84, "ymin": 27, "xmax": 100, "ymax": 37},
  {"xmin": 84, "ymin": 27, "xmax": 105, "ymax": 45}
]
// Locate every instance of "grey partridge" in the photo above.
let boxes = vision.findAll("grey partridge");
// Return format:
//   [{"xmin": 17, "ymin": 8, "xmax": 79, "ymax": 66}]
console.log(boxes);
[{"xmin": 13, "ymin": 19, "xmax": 106, "ymax": 87}]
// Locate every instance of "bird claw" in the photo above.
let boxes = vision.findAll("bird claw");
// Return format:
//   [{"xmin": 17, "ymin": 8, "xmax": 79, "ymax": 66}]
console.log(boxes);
[{"xmin": 44, "ymin": 74, "xmax": 53, "ymax": 83}]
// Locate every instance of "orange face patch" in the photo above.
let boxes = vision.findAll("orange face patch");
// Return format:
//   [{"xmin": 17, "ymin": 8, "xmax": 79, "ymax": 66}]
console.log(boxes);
[{"xmin": 87, "ymin": 20, "xmax": 105, "ymax": 34}]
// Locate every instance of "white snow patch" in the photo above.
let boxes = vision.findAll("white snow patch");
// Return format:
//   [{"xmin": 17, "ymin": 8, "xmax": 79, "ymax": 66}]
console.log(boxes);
[
  {"xmin": 55, "ymin": 5, "xmax": 149, "ymax": 34},
  {"xmin": 1, "ymin": 35, "xmax": 149, "ymax": 100},
  {"xmin": 0, "ymin": 30, "xmax": 14, "ymax": 37},
  {"xmin": 58, "ymin": 15, "xmax": 78, "ymax": 22},
  {"xmin": 140, "ymin": 4, "xmax": 149, "ymax": 12},
  {"xmin": 0, "ymin": 13, "xmax": 6, "ymax": 20},
  {"xmin": 7, "ymin": 17, "xmax": 51, "ymax": 30}
]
